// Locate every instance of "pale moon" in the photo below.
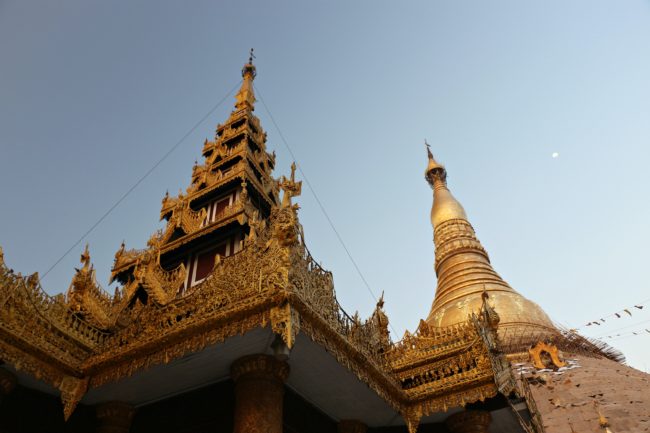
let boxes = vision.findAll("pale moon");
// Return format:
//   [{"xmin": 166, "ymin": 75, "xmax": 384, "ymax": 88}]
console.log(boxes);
[{"xmin": 552, "ymin": 152, "xmax": 559, "ymax": 158}]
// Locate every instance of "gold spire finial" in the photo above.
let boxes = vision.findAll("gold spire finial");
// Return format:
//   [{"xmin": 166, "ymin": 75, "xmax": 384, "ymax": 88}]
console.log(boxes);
[
  {"xmin": 241, "ymin": 48, "xmax": 257, "ymax": 78},
  {"xmin": 236, "ymin": 49, "xmax": 257, "ymax": 110},
  {"xmin": 424, "ymin": 143, "xmax": 466, "ymax": 227},
  {"xmin": 424, "ymin": 140, "xmax": 446, "ymax": 188}
]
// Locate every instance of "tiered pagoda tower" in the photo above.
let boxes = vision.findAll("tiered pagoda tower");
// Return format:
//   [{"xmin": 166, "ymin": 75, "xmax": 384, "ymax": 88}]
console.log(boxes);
[{"xmin": 69, "ymin": 54, "xmax": 281, "ymax": 325}]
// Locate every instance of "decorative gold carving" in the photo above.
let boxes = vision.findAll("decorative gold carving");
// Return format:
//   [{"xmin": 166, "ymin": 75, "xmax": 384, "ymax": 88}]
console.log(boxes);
[
  {"xmin": 59, "ymin": 375, "xmax": 89, "ymax": 421},
  {"xmin": 231, "ymin": 354, "xmax": 289, "ymax": 384},
  {"xmin": 270, "ymin": 303, "xmax": 300, "ymax": 349},
  {"xmin": 529, "ymin": 341, "xmax": 566, "ymax": 370},
  {"xmin": 111, "ymin": 241, "xmax": 145, "ymax": 279},
  {"xmin": 67, "ymin": 245, "xmax": 121, "ymax": 329},
  {"xmin": 279, "ymin": 162, "xmax": 302, "ymax": 208},
  {"xmin": 445, "ymin": 410, "xmax": 492, "ymax": 433},
  {"xmin": 246, "ymin": 209, "xmax": 265, "ymax": 245},
  {"xmin": 70, "ymin": 244, "xmax": 186, "ymax": 330},
  {"xmin": 159, "ymin": 194, "xmax": 207, "ymax": 242},
  {"xmin": 404, "ymin": 409, "xmax": 421, "ymax": 433}
]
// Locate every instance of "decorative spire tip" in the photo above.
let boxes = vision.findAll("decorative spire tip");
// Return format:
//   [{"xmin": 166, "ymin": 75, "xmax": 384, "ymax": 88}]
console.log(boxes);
[
  {"xmin": 241, "ymin": 48, "xmax": 257, "ymax": 79},
  {"xmin": 424, "ymin": 140, "xmax": 446, "ymax": 187},
  {"xmin": 425, "ymin": 139, "xmax": 434, "ymax": 160}
]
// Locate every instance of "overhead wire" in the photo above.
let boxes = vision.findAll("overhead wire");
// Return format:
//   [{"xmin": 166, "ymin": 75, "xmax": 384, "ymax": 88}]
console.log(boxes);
[
  {"xmin": 39, "ymin": 80, "xmax": 242, "ymax": 282},
  {"xmin": 253, "ymin": 84, "xmax": 400, "ymax": 337}
]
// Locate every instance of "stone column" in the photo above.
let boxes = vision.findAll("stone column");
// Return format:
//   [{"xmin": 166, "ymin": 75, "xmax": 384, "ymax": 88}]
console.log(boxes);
[
  {"xmin": 338, "ymin": 419, "xmax": 367, "ymax": 433},
  {"xmin": 96, "ymin": 401, "xmax": 135, "ymax": 433},
  {"xmin": 0, "ymin": 368, "xmax": 16, "ymax": 406},
  {"xmin": 231, "ymin": 354, "xmax": 290, "ymax": 433},
  {"xmin": 445, "ymin": 410, "xmax": 491, "ymax": 433}
]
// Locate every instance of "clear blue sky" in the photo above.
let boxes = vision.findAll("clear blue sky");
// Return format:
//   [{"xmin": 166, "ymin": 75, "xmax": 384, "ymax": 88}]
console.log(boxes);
[{"xmin": 1, "ymin": 1, "xmax": 649, "ymax": 370}]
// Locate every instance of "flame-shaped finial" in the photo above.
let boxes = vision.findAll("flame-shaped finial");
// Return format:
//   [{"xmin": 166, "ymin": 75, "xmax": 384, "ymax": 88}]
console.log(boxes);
[{"xmin": 80, "ymin": 244, "xmax": 91, "ymax": 271}]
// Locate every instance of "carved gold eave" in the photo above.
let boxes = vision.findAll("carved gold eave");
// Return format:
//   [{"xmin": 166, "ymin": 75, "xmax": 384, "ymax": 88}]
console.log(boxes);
[
  {"xmin": 183, "ymin": 160, "xmax": 275, "ymax": 209},
  {"xmin": 159, "ymin": 205, "xmax": 248, "ymax": 255},
  {"xmin": 216, "ymin": 121, "xmax": 266, "ymax": 150},
  {"xmin": 216, "ymin": 110, "xmax": 264, "ymax": 139},
  {"xmin": 0, "ymin": 330, "xmax": 79, "ymax": 384},
  {"xmin": 198, "ymin": 142, "xmax": 271, "ymax": 188},
  {"xmin": 110, "ymin": 247, "xmax": 146, "ymax": 281}
]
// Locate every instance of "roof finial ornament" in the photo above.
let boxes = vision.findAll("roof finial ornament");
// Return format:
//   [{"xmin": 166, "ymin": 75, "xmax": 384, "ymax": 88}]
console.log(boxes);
[
  {"xmin": 424, "ymin": 140, "xmax": 446, "ymax": 188},
  {"xmin": 279, "ymin": 162, "xmax": 302, "ymax": 208},
  {"xmin": 238, "ymin": 49, "xmax": 257, "ymax": 103}
]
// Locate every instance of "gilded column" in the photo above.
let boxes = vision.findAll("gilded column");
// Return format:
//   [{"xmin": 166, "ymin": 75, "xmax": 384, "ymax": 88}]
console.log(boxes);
[
  {"xmin": 338, "ymin": 419, "xmax": 367, "ymax": 433},
  {"xmin": 95, "ymin": 401, "xmax": 135, "ymax": 433},
  {"xmin": 445, "ymin": 410, "xmax": 491, "ymax": 433},
  {"xmin": 231, "ymin": 354, "xmax": 290, "ymax": 433},
  {"xmin": 0, "ymin": 368, "xmax": 17, "ymax": 405}
]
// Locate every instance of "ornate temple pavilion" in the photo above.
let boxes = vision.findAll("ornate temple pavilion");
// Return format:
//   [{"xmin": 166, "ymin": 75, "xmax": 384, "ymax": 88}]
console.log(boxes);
[{"xmin": 1, "ymin": 57, "xmax": 648, "ymax": 433}]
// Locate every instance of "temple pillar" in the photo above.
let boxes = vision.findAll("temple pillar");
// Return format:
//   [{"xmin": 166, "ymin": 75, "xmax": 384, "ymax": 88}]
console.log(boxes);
[
  {"xmin": 95, "ymin": 401, "xmax": 135, "ymax": 433},
  {"xmin": 445, "ymin": 410, "xmax": 491, "ymax": 433},
  {"xmin": 231, "ymin": 354, "xmax": 289, "ymax": 433},
  {"xmin": 0, "ymin": 368, "xmax": 17, "ymax": 406},
  {"xmin": 338, "ymin": 419, "xmax": 368, "ymax": 433}
]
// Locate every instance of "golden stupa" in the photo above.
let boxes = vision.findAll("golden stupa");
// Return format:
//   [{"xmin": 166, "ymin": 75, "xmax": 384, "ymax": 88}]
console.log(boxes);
[{"xmin": 424, "ymin": 144, "xmax": 554, "ymax": 334}]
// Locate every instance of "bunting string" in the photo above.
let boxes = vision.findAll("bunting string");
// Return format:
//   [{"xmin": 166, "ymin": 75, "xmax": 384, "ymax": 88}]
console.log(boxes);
[
  {"xmin": 575, "ymin": 297, "xmax": 650, "ymax": 330},
  {"xmin": 593, "ymin": 318, "xmax": 650, "ymax": 338}
]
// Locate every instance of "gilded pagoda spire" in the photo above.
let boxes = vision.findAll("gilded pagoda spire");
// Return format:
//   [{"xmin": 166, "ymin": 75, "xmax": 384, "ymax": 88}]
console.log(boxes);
[
  {"xmin": 235, "ymin": 48, "xmax": 257, "ymax": 111},
  {"xmin": 423, "ymin": 143, "xmax": 554, "ymax": 334}
]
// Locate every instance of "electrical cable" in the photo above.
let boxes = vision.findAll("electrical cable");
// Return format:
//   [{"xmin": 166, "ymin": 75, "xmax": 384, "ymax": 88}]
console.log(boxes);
[
  {"xmin": 39, "ymin": 81, "xmax": 242, "ymax": 282},
  {"xmin": 254, "ymin": 84, "xmax": 400, "ymax": 337}
]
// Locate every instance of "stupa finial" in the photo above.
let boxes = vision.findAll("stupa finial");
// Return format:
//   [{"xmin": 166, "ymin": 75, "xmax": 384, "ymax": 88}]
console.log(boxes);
[{"xmin": 236, "ymin": 49, "xmax": 257, "ymax": 110}]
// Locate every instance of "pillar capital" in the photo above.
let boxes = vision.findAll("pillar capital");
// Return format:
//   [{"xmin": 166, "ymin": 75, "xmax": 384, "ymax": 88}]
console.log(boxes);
[
  {"xmin": 338, "ymin": 419, "xmax": 368, "ymax": 433},
  {"xmin": 96, "ymin": 401, "xmax": 135, "ymax": 433},
  {"xmin": 445, "ymin": 410, "xmax": 491, "ymax": 433},
  {"xmin": 230, "ymin": 354, "xmax": 290, "ymax": 383}
]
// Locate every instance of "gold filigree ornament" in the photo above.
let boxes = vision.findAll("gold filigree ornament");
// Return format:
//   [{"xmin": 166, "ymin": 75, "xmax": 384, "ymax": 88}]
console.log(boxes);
[
  {"xmin": 58, "ymin": 375, "xmax": 89, "ymax": 421},
  {"xmin": 528, "ymin": 341, "xmax": 566, "ymax": 370}
]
